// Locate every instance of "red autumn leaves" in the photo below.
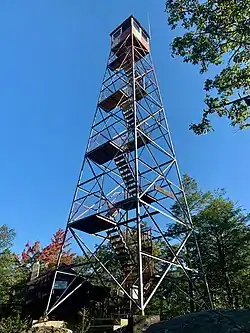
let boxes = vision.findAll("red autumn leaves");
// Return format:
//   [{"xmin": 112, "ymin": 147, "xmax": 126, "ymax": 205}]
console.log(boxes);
[{"xmin": 17, "ymin": 229, "xmax": 75, "ymax": 268}]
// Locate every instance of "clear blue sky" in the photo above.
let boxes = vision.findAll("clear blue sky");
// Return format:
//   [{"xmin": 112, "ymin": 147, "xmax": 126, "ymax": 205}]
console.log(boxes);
[{"xmin": 0, "ymin": 1, "xmax": 249, "ymax": 253}]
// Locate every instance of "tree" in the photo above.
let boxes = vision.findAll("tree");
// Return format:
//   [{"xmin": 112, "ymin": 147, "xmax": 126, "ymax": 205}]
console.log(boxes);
[
  {"xmin": 0, "ymin": 224, "xmax": 15, "ymax": 252},
  {"xmin": 163, "ymin": 175, "xmax": 215, "ymax": 314},
  {"xmin": 0, "ymin": 226, "xmax": 26, "ymax": 304},
  {"xmin": 166, "ymin": 175, "xmax": 250, "ymax": 313},
  {"xmin": 171, "ymin": 174, "xmax": 213, "ymax": 217},
  {"xmin": 193, "ymin": 196, "xmax": 250, "ymax": 308},
  {"xmin": 165, "ymin": 0, "xmax": 250, "ymax": 134},
  {"xmin": 19, "ymin": 228, "xmax": 75, "ymax": 271}
]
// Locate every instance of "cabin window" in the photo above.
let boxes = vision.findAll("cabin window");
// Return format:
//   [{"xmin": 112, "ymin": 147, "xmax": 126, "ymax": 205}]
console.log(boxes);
[
  {"xmin": 54, "ymin": 280, "xmax": 68, "ymax": 290},
  {"xmin": 142, "ymin": 30, "xmax": 149, "ymax": 43},
  {"xmin": 133, "ymin": 20, "xmax": 141, "ymax": 33},
  {"xmin": 112, "ymin": 27, "xmax": 122, "ymax": 40}
]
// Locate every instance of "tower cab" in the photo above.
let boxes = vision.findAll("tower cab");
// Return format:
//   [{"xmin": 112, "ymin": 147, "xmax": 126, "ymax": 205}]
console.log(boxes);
[{"xmin": 110, "ymin": 15, "xmax": 150, "ymax": 54}]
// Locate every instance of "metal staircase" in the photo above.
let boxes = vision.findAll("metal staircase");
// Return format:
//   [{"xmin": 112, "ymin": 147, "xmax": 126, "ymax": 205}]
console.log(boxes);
[
  {"xmin": 122, "ymin": 105, "xmax": 134, "ymax": 129},
  {"xmin": 107, "ymin": 227, "xmax": 129, "ymax": 259},
  {"xmin": 107, "ymin": 227, "xmax": 135, "ymax": 285},
  {"xmin": 114, "ymin": 153, "xmax": 137, "ymax": 197}
]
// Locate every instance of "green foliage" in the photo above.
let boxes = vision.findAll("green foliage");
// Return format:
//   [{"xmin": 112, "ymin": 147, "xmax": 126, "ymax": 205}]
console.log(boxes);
[
  {"xmin": 0, "ymin": 225, "xmax": 15, "ymax": 251},
  {"xmin": 193, "ymin": 195, "xmax": 250, "ymax": 308},
  {"xmin": 171, "ymin": 174, "xmax": 213, "ymax": 217},
  {"xmin": 165, "ymin": 0, "xmax": 250, "ymax": 134},
  {"xmin": 0, "ymin": 250, "xmax": 27, "ymax": 303},
  {"xmin": 0, "ymin": 225, "xmax": 27, "ymax": 304},
  {"xmin": 0, "ymin": 314, "xmax": 29, "ymax": 333},
  {"xmin": 157, "ymin": 175, "xmax": 250, "ymax": 318}
]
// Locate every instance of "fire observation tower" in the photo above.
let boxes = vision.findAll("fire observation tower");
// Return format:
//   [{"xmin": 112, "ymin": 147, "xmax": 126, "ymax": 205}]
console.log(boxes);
[{"xmin": 45, "ymin": 16, "xmax": 212, "ymax": 317}]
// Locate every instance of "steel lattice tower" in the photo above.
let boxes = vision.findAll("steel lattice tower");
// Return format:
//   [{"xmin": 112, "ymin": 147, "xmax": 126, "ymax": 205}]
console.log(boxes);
[{"xmin": 45, "ymin": 16, "xmax": 212, "ymax": 317}]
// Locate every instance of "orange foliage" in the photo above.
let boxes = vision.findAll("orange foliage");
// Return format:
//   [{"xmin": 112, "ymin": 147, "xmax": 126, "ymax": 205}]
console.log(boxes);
[{"xmin": 19, "ymin": 228, "xmax": 75, "ymax": 268}]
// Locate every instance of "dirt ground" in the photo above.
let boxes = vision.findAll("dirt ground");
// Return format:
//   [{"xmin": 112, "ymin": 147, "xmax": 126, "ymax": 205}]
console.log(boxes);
[{"xmin": 145, "ymin": 309, "xmax": 250, "ymax": 333}]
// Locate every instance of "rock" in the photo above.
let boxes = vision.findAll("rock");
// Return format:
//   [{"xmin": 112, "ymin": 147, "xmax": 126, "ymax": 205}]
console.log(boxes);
[
  {"xmin": 25, "ymin": 320, "xmax": 72, "ymax": 333},
  {"xmin": 145, "ymin": 309, "xmax": 250, "ymax": 333},
  {"xmin": 26, "ymin": 329, "xmax": 71, "ymax": 333}
]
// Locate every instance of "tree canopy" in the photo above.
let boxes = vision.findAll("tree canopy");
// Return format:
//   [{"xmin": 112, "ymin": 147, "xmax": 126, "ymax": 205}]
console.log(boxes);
[
  {"xmin": 0, "ymin": 224, "xmax": 15, "ymax": 252},
  {"xmin": 165, "ymin": 0, "xmax": 250, "ymax": 134}
]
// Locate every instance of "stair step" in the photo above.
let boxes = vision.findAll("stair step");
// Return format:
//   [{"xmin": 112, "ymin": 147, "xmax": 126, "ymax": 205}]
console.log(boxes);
[
  {"xmin": 124, "ymin": 115, "xmax": 134, "ymax": 120},
  {"xmin": 118, "ymin": 164, "xmax": 130, "ymax": 171},
  {"xmin": 114, "ymin": 155, "xmax": 126, "ymax": 160},
  {"xmin": 122, "ymin": 172, "xmax": 134, "ymax": 179},
  {"xmin": 120, "ymin": 171, "xmax": 133, "ymax": 178},
  {"xmin": 123, "ymin": 108, "xmax": 133, "ymax": 114},
  {"xmin": 116, "ymin": 159, "xmax": 126, "ymax": 165},
  {"xmin": 128, "ymin": 190, "xmax": 136, "ymax": 195},
  {"xmin": 126, "ymin": 179, "xmax": 136, "ymax": 188},
  {"xmin": 125, "ymin": 112, "xmax": 134, "ymax": 118},
  {"xmin": 125, "ymin": 115, "xmax": 134, "ymax": 121},
  {"xmin": 118, "ymin": 164, "xmax": 129, "ymax": 170},
  {"xmin": 116, "ymin": 158, "xmax": 129, "ymax": 164}
]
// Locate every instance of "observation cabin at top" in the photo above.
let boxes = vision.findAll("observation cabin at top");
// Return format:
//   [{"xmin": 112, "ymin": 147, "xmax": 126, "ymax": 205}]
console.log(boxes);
[{"xmin": 108, "ymin": 15, "xmax": 150, "ymax": 71}]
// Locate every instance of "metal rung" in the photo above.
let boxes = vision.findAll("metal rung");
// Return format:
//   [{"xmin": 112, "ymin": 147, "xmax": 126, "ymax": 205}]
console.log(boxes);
[
  {"xmin": 118, "ymin": 167, "xmax": 130, "ymax": 173},
  {"xmin": 122, "ymin": 176, "xmax": 134, "ymax": 182},
  {"xmin": 115, "ymin": 155, "xmax": 126, "ymax": 160},
  {"xmin": 126, "ymin": 178, "xmax": 136, "ymax": 183},
  {"xmin": 116, "ymin": 157, "xmax": 126, "ymax": 162},
  {"xmin": 123, "ymin": 173, "xmax": 133, "ymax": 180},
  {"xmin": 127, "ymin": 186, "xmax": 136, "ymax": 191},
  {"xmin": 117, "ymin": 161, "xmax": 128, "ymax": 167},
  {"xmin": 117, "ymin": 161, "xmax": 128, "ymax": 166},
  {"xmin": 119, "ymin": 168, "xmax": 130, "ymax": 174},
  {"xmin": 120, "ymin": 170, "xmax": 132, "ymax": 177},
  {"xmin": 126, "ymin": 185, "xmax": 136, "ymax": 190},
  {"xmin": 124, "ymin": 113, "xmax": 133, "ymax": 118},
  {"xmin": 123, "ymin": 108, "xmax": 133, "ymax": 113},
  {"xmin": 120, "ymin": 173, "xmax": 132, "ymax": 179},
  {"xmin": 127, "ymin": 182, "xmax": 136, "ymax": 187},
  {"xmin": 125, "ymin": 111, "xmax": 133, "ymax": 117},
  {"xmin": 114, "ymin": 155, "xmax": 125, "ymax": 159},
  {"xmin": 118, "ymin": 162, "xmax": 129, "ymax": 168},
  {"xmin": 126, "ymin": 182, "xmax": 136, "ymax": 188},
  {"xmin": 128, "ymin": 191, "xmax": 136, "ymax": 195},
  {"xmin": 128, "ymin": 190, "xmax": 136, "ymax": 194}
]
